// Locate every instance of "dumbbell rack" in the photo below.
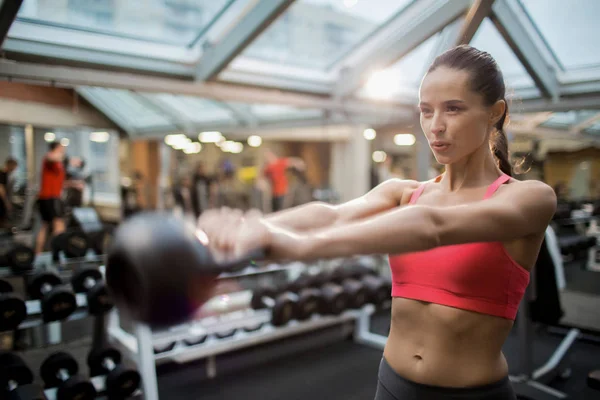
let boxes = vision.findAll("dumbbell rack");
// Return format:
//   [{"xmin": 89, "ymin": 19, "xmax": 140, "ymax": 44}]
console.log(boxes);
[
  {"xmin": 107, "ymin": 300, "xmax": 385, "ymax": 400},
  {"xmin": 38, "ymin": 374, "xmax": 143, "ymax": 400}
]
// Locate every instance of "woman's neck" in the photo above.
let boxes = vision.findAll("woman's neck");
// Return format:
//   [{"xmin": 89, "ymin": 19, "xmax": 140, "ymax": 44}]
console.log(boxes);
[{"xmin": 440, "ymin": 146, "xmax": 503, "ymax": 192}]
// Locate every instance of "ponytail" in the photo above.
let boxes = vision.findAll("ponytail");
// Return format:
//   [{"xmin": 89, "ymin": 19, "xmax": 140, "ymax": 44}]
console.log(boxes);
[{"xmin": 490, "ymin": 100, "xmax": 512, "ymax": 177}]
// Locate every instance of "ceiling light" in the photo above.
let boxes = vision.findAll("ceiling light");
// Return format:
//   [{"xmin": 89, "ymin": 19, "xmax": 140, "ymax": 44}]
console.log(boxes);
[
  {"xmin": 183, "ymin": 142, "xmax": 202, "ymax": 154},
  {"xmin": 221, "ymin": 141, "xmax": 244, "ymax": 154},
  {"xmin": 363, "ymin": 128, "xmax": 376, "ymax": 140},
  {"xmin": 394, "ymin": 134, "xmax": 416, "ymax": 146},
  {"xmin": 90, "ymin": 131, "xmax": 110, "ymax": 143},
  {"xmin": 247, "ymin": 135, "xmax": 262, "ymax": 147},
  {"xmin": 60, "ymin": 138, "xmax": 70, "ymax": 146},
  {"xmin": 199, "ymin": 131, "xmax": 223, "ymax": 143},
  {"xmin": 372, "ymin": 151, "xmax": 386, "ymax": 163},
  {"xmin": 165, "ymin": 134, "xmax": 187, "ymax": 146},
  {"xmin": 44, "ymin": 132, "xmax": 56, "ymax": 142}
]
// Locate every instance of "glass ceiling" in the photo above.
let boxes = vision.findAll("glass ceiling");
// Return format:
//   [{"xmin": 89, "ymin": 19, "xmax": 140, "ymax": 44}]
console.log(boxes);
[
  {"xmin": 17, "ymin": 0, "xmax": 235, "ymax": 46},
  {"xmin": 241, "ymin": 0, "xmax": 414, "ymax": 70},
  {"xmin": 358, "ymin": 33, "xmax": 439, "ymax": 100},
  {"xmin": 471, "ymin": 18, "xmax": 535, "ymax": 90},
  {"xmin": 519, "ymin": 0, "xmax": 600, "ymax": 70},
  {"xmin": 78, "ymin": 87, "xmax": 324, "ymax": 135},
  {"xmin": 3, "ymin": 0, "xmax": 600, "ymax": 141}
]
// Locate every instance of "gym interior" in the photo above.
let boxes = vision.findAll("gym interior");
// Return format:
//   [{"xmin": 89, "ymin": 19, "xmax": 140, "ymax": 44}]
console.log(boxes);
[{"xmin": 0, "ymin": 1, "xmax": 599, "ymax": 399}]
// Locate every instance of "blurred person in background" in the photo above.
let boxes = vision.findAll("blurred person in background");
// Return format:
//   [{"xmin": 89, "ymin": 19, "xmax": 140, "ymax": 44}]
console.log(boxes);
[
  {"xmin": 121, "ymin": 171, "xmax": 145, "ymax": 219},
  {"xmin": 173, "ymin": 175, "xmax": 195, "ymax": 219},
  {"xmin": 63, "ymin": 156, "xmax": 87, "ymax": 209},
  {"xmin": 35, "ymin": 142, "xmax": 66, "ymax": 254},
  {"xmin": 262, "ymin": 148, "xmax": 305, "ymax": 212},
  {"xmin": 192, "ymin": 161, "xmax": 217, "ymax": 218},
  {"xmin": 0, "ymin": 157, "xmax": 19, "ymax": 226}
]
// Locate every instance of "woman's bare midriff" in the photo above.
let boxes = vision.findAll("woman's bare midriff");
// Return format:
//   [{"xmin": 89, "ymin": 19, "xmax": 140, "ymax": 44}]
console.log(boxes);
[{"xmin": 383, "ymin": 297, "xmax": 514, "ymax": 388}]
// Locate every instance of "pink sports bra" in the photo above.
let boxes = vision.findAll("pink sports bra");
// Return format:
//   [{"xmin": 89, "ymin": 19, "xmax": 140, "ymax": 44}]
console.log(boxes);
[{"xmin": 388, "ymin": 174, "xmax": 530, "ymax": 320}]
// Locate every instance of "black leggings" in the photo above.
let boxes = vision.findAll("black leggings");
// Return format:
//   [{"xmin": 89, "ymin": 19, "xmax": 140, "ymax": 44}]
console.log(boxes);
[{"xmin": 375, "ymin": 358, "xmax": 517, "ymax": 400}]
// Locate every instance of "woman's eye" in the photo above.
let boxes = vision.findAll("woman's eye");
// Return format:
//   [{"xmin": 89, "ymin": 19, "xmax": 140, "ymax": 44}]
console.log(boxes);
[{"xmin": 447, "ymin": 106, "xmax": 460, "ymax": 112}]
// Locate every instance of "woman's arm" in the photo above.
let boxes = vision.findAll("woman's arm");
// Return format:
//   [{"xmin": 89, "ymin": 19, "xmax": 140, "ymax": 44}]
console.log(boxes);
[
  {"xmin": 265, "ymin": 179, "xmax": 416, "ymax": 232},
  {"xmin": 290, "ymin": 180, "xmax": 556, "ymax": 260}
]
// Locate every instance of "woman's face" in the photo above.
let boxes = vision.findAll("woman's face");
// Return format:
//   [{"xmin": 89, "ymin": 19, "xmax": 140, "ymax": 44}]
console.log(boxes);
[{"xmin": 419, "ymin": 67, "xmax": 494, "ymax": 165}]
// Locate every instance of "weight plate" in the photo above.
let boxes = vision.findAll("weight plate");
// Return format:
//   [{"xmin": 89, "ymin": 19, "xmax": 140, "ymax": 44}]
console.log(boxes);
[
  {"xmin": 71, "ymin": 268, "xmax": 102, "ymax": 293},
  {"xmin": 271, "ymin": 294, "xmax": 295, "ymax": 326},
  {"xmin": 7, "ymin": 245, "xmax": 34, "ymax": 273},
  {"xmin": 41, "ymin": 288, "xmax": 77, "ymax": 323},
  {"xmin": 64, "ymin": 231, "xmax": 89, "ymax": 259},
  {"xmin": 87, "ymin": 347, "xmax": 121, "ymax": 375},
  {"xmin": 0, "ymin": 352, "xmax": 33, "ymax": 388},
  {"xmin": 56, "ymin": 376, "xmax": 96, "ymax": 400},
  {"xmin": 296, "ymin": 290, "xmax": 321, "ymax": 320},
  {"xmin": 27, "ymin": 272, "xmax": 62, "ymax": 300},
  {"xmin": 86, "ymin": 283, "xmax": 114, "ymax": 315},
  {"xmin": 106, "ymin": 366, "xmax": 141, "ymax": 399},
  {"xmin": 0, "ymin": 279, "xmax": 13, "ymax": 294},
  {"xmin": 0, "ymin": 294, "xmax": 27, "ymax": 331},
  {"xmin": 40, "ymin": 352, "xmax": 79, "ymax": 388}
]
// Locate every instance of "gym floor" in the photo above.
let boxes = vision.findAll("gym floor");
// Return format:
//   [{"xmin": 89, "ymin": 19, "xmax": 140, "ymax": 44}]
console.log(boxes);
[{"xmin": 155, "ymin": 311, "xmax": 600, "ymax": 400}]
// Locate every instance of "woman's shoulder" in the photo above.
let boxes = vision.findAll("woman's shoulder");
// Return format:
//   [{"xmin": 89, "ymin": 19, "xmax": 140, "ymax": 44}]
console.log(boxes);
[{"xmin": 503, "ymin": 177, "xmax": 555, "ymax": 197}]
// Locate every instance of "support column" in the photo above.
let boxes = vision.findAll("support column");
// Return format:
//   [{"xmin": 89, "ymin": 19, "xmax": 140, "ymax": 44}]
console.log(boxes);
[
  {"xmin": 25, "ymin": 124, "xmax": 35, "ymax": 184},
  {"xmin": 414, "ymin": 124, "xmax": 431, "ymax": 181},
  {"xmin": 330, "ymin": 126, "xmax": 370, "ymax": 203}
]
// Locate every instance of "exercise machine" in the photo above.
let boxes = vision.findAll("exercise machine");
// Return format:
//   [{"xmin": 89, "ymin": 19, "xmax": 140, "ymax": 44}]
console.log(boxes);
[{"xmin": 509, "ymin": 227, "xmax": 581, "ymax": 400}]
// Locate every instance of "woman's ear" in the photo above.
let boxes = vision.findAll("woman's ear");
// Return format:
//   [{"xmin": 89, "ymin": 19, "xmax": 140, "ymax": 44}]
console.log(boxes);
[{"xmin": 490, "ymin": 99, "xmax": 506, "ymax": 126}]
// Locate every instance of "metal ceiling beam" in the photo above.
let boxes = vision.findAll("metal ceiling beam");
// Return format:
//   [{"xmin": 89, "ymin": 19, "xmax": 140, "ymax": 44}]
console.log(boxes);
[
  {"xmin": 491, "ymin": 0, "xmax": 559, "ymax": 100},
  {"xmin": 0, "ymin": 0, "xmax": 22, "ymax": 48},
  {"xmin": 518, "ymin": 96, "xmax": 600, "ymax": 113},
  {"xmin": 0, "ymin": 59, "xmax": 413, "ymax": 117},
  {"xmin": 3, "ymin": 38, "xmax": 195, "ymax": 77},
  {"xmin": 455, "ymin": 0, "xmax": 495, "ymax": 45},
  {"xmin": 196, "ymin": 0, "xmax": 295, "ymax": 81},
  {"xmin": 419, "ymin": 17, "xmax": 463, "ymax": 79},
  {"xmin": 333, "ymin": 0, "xmax": 471, "ymax": 98}
]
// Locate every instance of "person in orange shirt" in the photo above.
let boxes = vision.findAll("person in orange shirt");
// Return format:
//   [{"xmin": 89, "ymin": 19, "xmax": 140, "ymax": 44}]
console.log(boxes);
[
  {"xmin": 35, "ymin": 142, "xmax": 67, "ymax": 254},
  {"xmin": 262, "ymin": 148, "xmax": 305, "ymax": 212}
]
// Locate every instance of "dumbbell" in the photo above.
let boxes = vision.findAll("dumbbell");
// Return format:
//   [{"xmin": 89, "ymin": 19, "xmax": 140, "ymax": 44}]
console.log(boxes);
[
  {"xmin": 0, "ymin": 279, "xmax": 27, "ymax": 332},
  {"xmin": 307, "ymin": 272, "xmax": 349, "ymax": 315},
  {"xmin": 51, "ymin": 230, "xmax": 89, "ymax": 260},
  {"xmin": 0, "ymin": 243, "xmax": 35, "ymax": 274},
  {"xmin": 0, "ymin": 352, "xmax": 48, "ymax": 400},
  {"xmin": 282, "ymin": 280, "xmax": 323, "ymax": 320},
  {"xmin": 358, "ymin": 275, "xmax": 391, "ymax": 306},
  {"xmin": 250, "ymin": 285, "xmax": 297, "ymax": 326},
  {"xmin": 41, "ymin": 352, "xmax": 96, "ymax": 400},
  {"xmin": 71, "ymin": 268, "xmax": 114, "ymax": 315},
  {"xmin": 87, "ymin": 347, "xmax": 141, "ymax": 399},
  {"xmin": 27, "ymin": 271, "xmax": 77, "ymax": 322}
]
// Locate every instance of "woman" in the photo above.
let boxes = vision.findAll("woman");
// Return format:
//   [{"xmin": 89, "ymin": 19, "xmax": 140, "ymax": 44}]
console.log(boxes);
[{"xmin": 199, "ymin": 45, "xmax": 556, "ymax": 400}]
